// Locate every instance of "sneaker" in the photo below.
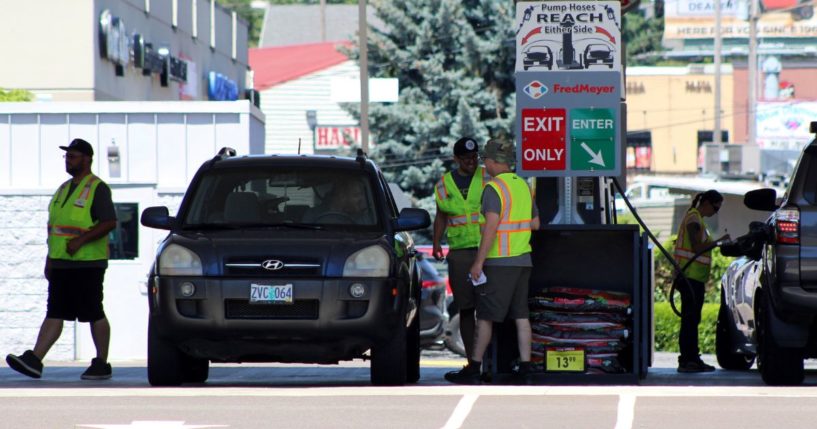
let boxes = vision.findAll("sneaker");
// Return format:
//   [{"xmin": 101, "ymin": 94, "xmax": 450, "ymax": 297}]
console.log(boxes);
[
  {"xmin": 444, "ymin": 362, "xmax": 482, "ymax": 385},
  {"xmin": 6, "ymin": 350, "xmax": 43, "ymax": 379},
  {"xmin": 81, "ymin": 358, "xmax": 112, "ymax": 380},
  {"xmin": 677, "ymin": 357, "xmax": 716, "ymax": 373}
]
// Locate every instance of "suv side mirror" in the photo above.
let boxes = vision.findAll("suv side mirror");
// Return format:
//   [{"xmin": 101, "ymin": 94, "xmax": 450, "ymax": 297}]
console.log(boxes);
[
  {"xmin": 395, "ymin": 208, "xmax": 431, "ymax": 232},
  {"xmin": 744, "ymin": 188, "xmax": 779, "ymax": 211},
  {"xmin": 141, "ymin": 206, "xmax": 175, "ymax": 230}
]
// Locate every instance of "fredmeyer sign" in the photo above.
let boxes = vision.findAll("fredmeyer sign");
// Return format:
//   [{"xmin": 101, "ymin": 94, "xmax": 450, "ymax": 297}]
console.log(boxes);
[{"xmin": 515, "ymin": 1, "xmax": 622, "ymax": 178}]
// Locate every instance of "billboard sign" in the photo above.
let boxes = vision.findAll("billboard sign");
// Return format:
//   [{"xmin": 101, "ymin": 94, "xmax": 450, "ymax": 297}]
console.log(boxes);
[
  {"xmin": 515, "ymin": 1, "xmax": 622, "ymax": 72},
  {"xmin": 664, "ymin": 0, "xmax": 817, "ymax": 40}
]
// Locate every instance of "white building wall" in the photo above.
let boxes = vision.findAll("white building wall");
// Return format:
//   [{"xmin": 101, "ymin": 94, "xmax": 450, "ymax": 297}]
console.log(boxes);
[
  {"xmin": 0, "ymin": 101, "xmax": 264, "ymax": 361},
  {"xmin": 260, "ymin": 61, "xmax": 360, "ymax": 154}
]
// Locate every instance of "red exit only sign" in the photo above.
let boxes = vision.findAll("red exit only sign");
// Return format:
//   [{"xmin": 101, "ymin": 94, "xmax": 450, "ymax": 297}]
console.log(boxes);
[{"xmin": 521, "ymin": 108, "xmax": 566, "ymax": 171}]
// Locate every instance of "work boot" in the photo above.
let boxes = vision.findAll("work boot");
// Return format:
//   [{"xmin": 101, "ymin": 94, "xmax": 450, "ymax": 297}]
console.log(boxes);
[
  {"xmin": 6, "ymin": 350, "xmax": 43, "ymax": 379},
  {"xmin": 81, "ymin": 357, "xmax": 112, "ymax": 380},
  {"xmin": 445, "ymin": 361, "xmax": 482, "ymax": 385},
  {"xmin": 513, "ymin": 361, "xmax": 536, "ymax": 385},
  {"xmin": 677, "ymin": 356, "xmax": 716, "ymax": 373}
]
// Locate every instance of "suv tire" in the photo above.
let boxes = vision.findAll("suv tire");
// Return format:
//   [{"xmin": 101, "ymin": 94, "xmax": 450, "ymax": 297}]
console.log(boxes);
[
  {"xmin": 406, "ymin": 311, "xmax": 421, "ymax": 383},
  {"xmin": 371, "ymin": 315, "xmax": 408, "ymax": 386},
  {"xmin": 147, "ymin": 318, "xmax": 184, "ymax": 386},
  {"xmin": 182, "ymin": 355, "xmax": 210, "ymax": 384},
  {"xmin": 756, "ymin": 294, "xmax": 804, "ymax": 385},
  {"xmin": 716, "ymin": 290, "xmax": 755, "ymax": 370}
]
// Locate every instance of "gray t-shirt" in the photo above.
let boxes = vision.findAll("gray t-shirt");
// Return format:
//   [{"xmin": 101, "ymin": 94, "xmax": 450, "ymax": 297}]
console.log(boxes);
[
  {"xmin": 51, "ymin": 181, "xmax": 116, "ymax": 269},
  {"xmin": 481, "ymin": 185, "xmax": 538, "ymax": 267}
]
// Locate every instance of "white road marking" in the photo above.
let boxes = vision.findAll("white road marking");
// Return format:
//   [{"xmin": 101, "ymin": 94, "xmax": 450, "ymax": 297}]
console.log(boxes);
[
  {"xmin": 440, "ymin": 394, "xmax": 479, "ymax": 429},
  {"xmin": 613, "ymin": 394, "xmax": 635, "ymax": 429},
  {"xmin": 75, "ymin": 421, "xmax": 227, "ymax": 429},
  {"xmin": 4, "ymin": 385, "xmax": 817, "ymax": 398}
]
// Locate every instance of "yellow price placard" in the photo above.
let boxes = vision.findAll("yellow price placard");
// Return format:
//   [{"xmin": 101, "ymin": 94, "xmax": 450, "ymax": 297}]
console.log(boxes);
[{"xmin": 546, "ymin": 348, "xmax": 585, "ymax": 372}]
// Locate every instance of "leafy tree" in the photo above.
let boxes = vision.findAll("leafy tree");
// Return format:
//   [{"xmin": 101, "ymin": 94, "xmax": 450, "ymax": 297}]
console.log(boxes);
[
  {"xmin": 343, "ymin": 0, "xmax": 516, "ymax": 210},
  {"xmin": 0, "ymin": 89, "xmax": 33, "ymax": 102},
  {"xmin": 216, "ymin": 0, "xmax": 266, "ymax": 47},
  {"xmin": 623, "ymin": 3, "xmax": 664, "ymax": 65}
]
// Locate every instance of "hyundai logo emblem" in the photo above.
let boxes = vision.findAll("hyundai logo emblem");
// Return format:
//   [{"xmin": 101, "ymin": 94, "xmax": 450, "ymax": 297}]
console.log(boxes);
[{"xmin": 261, "ymin": 259, "xmax": 284, "ymax": 271}]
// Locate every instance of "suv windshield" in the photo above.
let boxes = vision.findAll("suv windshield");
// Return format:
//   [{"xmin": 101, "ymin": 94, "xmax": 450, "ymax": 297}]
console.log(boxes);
[{"xmin": 182, "ymin": 166, "xmax": 380, "ymax": 228}]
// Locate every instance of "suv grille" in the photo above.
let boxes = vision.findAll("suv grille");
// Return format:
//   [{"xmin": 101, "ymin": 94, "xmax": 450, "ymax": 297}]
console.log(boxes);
[
  {"xmin": 224, "ymin": 299, "xmax": 319, "ymax": 319},
  {"xmin": 224, "ymin": 258, "xmax": 322, "ymax": 277}
]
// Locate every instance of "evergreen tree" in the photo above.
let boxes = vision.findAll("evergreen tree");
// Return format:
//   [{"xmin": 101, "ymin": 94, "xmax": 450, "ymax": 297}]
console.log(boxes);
[
  {"xmin": 344, "ymin": 0, "xmax": 515, "ymax": 210},
  {"xmin": 623, "ymin": 3, "xmax": 664, "ymax": 65}
]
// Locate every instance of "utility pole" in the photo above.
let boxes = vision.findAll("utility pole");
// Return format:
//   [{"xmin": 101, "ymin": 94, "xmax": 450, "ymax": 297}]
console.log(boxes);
[
  {"xmin": 358, "ymin": 0, "xmax": 370, "ymax": 153},
  {"xmin": 714, "ymin": 0, "xmax": 722, "ymax": 145},
  {"xmin": 320, "ymin": 0, "xmax": 326, "ymax": 42},
  {"xmin": 748, "ymin": 0, "xmax": 758, "ymax": 146}
]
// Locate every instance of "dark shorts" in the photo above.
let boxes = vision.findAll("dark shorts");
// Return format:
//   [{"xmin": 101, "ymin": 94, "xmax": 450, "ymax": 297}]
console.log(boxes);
[
  {"xmin": 447, "ymin": 248, "xmax": 478, "ymax": 310},
  {"xmin": 476, "ymin": 265, "xmax": 531, "ymax": 322},
  {"xmin": 46, "ymin": 267, "xmax": 107, "ymax": 323}
]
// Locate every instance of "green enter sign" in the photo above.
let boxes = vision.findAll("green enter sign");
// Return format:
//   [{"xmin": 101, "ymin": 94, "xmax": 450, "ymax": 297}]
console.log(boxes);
[{"xmin": 570, "ymin": 108, "xmax": 616, "ymax": 172}]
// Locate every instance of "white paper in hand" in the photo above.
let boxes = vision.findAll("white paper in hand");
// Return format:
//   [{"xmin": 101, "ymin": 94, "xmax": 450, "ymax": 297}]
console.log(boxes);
[{"xmin": 469, "ymin": 272, "xmax": 487, "ymax": 286}]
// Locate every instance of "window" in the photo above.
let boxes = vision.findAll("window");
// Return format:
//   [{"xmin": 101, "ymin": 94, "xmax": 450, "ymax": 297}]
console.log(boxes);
[
  {"xmin": 109, "ymin": 203, "xmax": 139, "ymax": 260},
  {"xmin": 182, "ymin": 167, "xmax": 380, "ymax": 228}
]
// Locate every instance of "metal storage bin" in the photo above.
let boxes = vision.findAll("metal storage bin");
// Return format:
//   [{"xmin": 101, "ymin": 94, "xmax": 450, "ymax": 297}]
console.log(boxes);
[{"xmin": 489, "ymin": 225, "xmax": 652, "ymax": 384}]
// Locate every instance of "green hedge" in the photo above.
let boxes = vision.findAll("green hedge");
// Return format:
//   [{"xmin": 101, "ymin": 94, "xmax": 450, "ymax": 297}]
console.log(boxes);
[{"xmin": 653, "ymin": 302, "xmax": 719, "ymax": 354}]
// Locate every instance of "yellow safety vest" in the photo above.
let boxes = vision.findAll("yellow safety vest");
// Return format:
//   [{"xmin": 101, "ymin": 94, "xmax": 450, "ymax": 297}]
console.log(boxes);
[
  {"xmin": 674, "ymin": 208, "xmax": 712, "ymax": 282},
  {"xmin": 47, "ymin": 174, "xmax": 109, "ymax": 261},
  {"xmin": 484, "ymin": 172, "xmax": 533, "ymax": 258},
  {"xmin": 435, "ymin": 166, "xmax": 490, "ymax": 250}
]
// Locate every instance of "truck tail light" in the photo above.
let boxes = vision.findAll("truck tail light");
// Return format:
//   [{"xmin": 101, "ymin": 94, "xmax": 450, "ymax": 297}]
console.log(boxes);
[{"xmin": 775, "ymin": 207, "xmax": 800, "ymax": 245}]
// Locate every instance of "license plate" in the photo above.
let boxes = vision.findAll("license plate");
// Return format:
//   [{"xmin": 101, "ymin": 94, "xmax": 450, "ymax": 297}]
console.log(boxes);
[
  {"xmin": 546, "ymin": 348, "xmax": 585, "ymax": 372},
  {"xmin": 250, "ymin": 283, "xmax": 293, "ymax": 304}
]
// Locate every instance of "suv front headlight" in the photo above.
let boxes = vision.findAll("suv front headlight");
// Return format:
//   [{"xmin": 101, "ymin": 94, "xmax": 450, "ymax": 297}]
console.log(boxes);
[
  {"xmin": 159, "ymin": 243, "xmax": 203, "ymax": 276},
  {"xmin": 343, "ymin": 245, "xmax": 389, "ymax": 277}
]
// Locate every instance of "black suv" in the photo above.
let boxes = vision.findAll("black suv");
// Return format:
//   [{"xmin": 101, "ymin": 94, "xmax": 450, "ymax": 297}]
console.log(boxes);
[
  {"xmin": 140, "ymin": 149, "xmax": 430, "ymax": 386},
  {"xmin": 719, "ymin": 124, "xmax": 817, "ymax": 385}
]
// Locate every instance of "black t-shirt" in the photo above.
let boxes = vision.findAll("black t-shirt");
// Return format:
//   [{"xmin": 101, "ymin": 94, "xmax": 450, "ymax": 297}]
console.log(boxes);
[
  {"xmin": 450, "ymin": 170, "xmax": 474, "ymax": 200},
  {"xmin": 62, "ymin": 181, "xmax": 116, "ymax": 223}
]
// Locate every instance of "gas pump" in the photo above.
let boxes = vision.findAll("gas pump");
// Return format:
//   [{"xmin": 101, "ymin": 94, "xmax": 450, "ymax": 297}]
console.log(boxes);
[{"xmin": 488, "ymin": 1, "xmax": 652, "ymax": 383}]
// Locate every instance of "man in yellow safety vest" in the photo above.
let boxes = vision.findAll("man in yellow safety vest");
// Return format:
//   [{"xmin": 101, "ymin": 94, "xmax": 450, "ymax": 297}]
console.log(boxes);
[
  {"xmin": 433, "ymin": 137, "xmax": 490, "ymax": 367},
  {"xmin": 6, "ymin": 138, "xmax": 117, "ymax": 380},
  {"xmin": 445, "ymin": 138, "xmax": 540, "ymax": 384}
]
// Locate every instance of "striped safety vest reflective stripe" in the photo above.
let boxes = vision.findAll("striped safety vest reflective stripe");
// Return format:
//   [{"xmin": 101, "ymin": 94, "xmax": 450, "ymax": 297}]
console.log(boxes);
[
  {"xmin": 485, "ymin": 173, "xmax": 532, "ymax": 258},
  {"xmin": 47, "ymin": 174, "xmax": 109, "ymax": 261},
  {"xmin": 435, "ymin": 167, "xmax": 489, "ymax": 250},
  {"xmin": 674, "ymin": 208, "xmax": 712, "ymax": 282}
]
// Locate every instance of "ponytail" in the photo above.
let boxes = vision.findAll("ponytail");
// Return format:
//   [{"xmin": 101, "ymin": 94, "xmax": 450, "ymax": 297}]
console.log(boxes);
[
  {"xmin": 690, "ymin": 189, "xmax": 723, "ymax": 211},
  {"xmin": 690, "ymin": 193, "xmax": 703, "ymax": 210}
]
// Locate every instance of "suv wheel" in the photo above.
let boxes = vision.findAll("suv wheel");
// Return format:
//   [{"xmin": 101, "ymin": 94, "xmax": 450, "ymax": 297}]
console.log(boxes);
[
  {"xmin": 756, "ymin": 294, "xmax": 804, "ymax": 385},
  {"xmin": 371, "ymin": 317, "xmax": 408, "ymax": 386},
  {"xmin": 147, "ymin": 317, "xmax": 184, "ymax": 386},
  {"xmin": 716, "ymin": 290, "xmax": 755, "ymax": 370},
  {"xmin": 444, "ymin": 312, "xmax": 466, "ymax": 357},
  {"xmin": 406, "ymin": 310, "xmax": 421, "ymax": 383},
  {"xmin": 182, "ymin": 355, "xmax": 210, "ymax": 383}
]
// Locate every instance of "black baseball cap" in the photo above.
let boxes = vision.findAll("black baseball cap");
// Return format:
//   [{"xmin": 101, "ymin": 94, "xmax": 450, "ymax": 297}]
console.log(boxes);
[
  {"xmin": 60, "ymin": 138, "xmax": 94, "ymax": 157},
  {"xmin": 453, "ymin": 137, "xmax": 479, "ymax": 156}
]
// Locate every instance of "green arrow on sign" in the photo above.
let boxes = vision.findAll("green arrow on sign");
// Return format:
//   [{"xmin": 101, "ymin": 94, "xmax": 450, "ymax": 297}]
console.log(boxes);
[{"xmin": 570, "ymin": 108, "xmax": 616, "ymax": 171}]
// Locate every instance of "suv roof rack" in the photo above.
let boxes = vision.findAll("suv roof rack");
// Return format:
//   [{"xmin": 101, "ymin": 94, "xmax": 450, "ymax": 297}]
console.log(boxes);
[
  {"xmin": 207, "ymin": 147, "xmax": 237, "ymax": 168},
  {"xmin": 356, "ymin": 149, "xmax": 368, "ymax": 167}
]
